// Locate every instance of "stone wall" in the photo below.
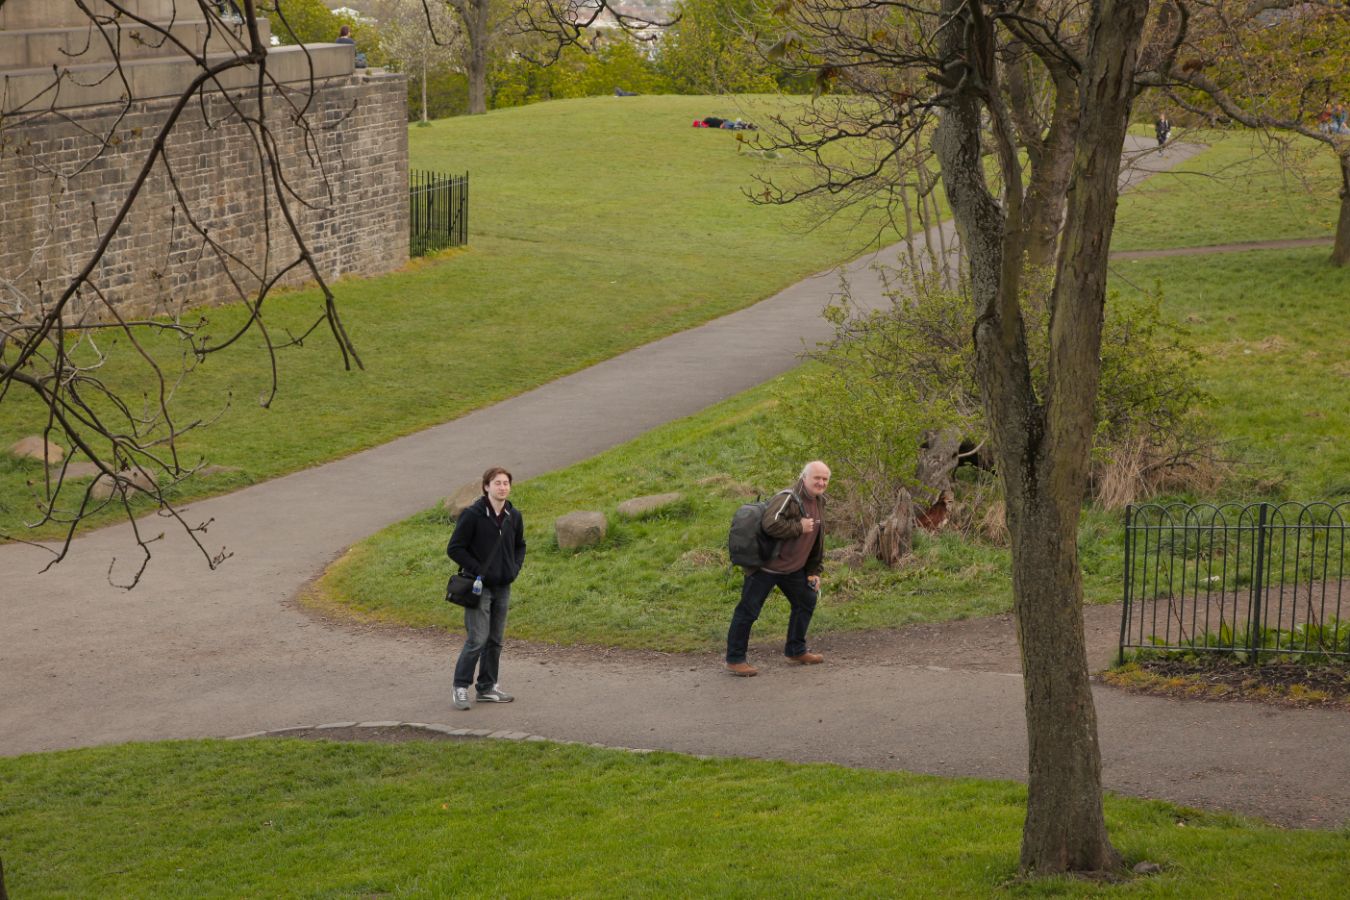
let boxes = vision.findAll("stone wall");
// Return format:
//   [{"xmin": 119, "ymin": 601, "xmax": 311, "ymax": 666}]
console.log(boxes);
[{"xmin": 0, "ymin": 71, "xmax": 409, "ymax": 321}]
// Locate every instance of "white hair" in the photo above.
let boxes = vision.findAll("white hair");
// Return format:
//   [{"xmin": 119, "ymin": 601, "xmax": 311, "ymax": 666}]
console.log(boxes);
[{"xmin": 799, "ymin": 460, "xmax": 829, "ymax": 480}]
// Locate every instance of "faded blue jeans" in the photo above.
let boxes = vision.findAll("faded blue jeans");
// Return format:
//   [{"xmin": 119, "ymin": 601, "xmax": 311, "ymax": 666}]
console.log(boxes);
[{"xmin": 453, "ymin": 583, "xmax": 510, "ymax": 691}]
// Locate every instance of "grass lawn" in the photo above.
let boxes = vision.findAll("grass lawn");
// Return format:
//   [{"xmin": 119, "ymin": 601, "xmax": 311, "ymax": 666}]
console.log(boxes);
[
  {"xmin": 1110, "ymin": 247, "xmax": 1350, "ymax": 497},
  {"xmin": 1113, "ymin": 129, "xmax": 1340, "ymax": 251},
  {"xmin": 315, "ymin": 140, "xmax": 1350, "ymax": 651},
  {"xmin": 2, "ymin": 738, "xmax": 1347, "ymax": 897},
  {"xmin": 0, "ymin": 95, "xmax": 889, "ymax": 540}
]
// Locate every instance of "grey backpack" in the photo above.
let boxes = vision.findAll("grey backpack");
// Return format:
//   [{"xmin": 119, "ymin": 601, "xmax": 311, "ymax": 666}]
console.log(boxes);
[{"xmin": 727, "ymin": 490, "xmax": 796, "ymax": 569}]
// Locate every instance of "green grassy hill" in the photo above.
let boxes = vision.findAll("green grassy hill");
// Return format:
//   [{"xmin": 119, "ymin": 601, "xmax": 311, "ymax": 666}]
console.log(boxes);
[{"xmin": 0, "ymin": 96, "xmax": 890, "ymax": 540}]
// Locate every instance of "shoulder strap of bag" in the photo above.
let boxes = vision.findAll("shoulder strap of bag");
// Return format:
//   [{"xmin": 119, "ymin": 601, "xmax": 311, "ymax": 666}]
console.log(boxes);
[{"xmin": 768, "ymin": 488, "xmax": 801, "ymax": 524}]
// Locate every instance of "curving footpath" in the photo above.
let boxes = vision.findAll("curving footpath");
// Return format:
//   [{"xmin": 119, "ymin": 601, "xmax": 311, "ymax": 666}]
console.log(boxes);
[{"xmin": 2, "ymin": 137, "xmax": 1346, "ymax": 830}]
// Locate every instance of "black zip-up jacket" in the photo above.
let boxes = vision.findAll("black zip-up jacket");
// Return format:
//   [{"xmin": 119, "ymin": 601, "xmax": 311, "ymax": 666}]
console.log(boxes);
[{"xmin": 447, "ymin": 496, "xmax": 527, "ymax": 587}]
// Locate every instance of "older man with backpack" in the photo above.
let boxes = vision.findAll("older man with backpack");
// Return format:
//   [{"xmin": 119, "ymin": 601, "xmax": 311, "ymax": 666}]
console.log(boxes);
[{"xmin": 724, "ymin": 461, "xmax": 831, "ymax": 676}]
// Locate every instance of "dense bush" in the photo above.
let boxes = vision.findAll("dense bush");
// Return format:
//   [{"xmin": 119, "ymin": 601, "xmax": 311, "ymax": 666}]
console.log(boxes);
[{"xmin": 760, "ymin": 280, "xmax": 1212, "ymax": 540}]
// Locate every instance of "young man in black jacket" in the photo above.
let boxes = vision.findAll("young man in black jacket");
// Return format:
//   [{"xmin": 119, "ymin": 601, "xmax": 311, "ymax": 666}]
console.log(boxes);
[{"xmin": 447, "ymin": 466, "xmax": 527, "ymax": 710}]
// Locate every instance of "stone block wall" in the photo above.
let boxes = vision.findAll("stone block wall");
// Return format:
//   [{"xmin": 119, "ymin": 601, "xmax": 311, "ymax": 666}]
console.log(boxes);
[{"xmin": 0, "ymin": 71, "xmax": 409, "ymax": 321}]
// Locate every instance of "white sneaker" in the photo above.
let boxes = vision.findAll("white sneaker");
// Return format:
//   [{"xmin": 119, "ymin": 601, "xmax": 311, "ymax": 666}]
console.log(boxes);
[
  {"xmin": 453, "ymin": 686, "xmax": 471, "ymax": 711},
  {"xmin": 476, "ymin": 685, "xmax": 514, "ymax": 703}
]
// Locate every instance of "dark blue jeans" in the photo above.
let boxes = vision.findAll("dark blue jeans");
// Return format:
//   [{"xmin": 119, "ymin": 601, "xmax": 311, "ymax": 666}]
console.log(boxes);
[
  {"xmin": 725, "ymin": 569, "xmax": 817, "ymax": 663},
  {"xmin": 453, "ymin": 584, "xmax": 510, "ymax": 690}
]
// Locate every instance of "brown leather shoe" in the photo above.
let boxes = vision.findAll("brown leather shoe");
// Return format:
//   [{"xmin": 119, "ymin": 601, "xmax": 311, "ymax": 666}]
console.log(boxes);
[
  {"xmin": 725, "ymin": 661, "xmax": 759, "ymax": 677},
  {"xmin": 785, "ymin": 652, "xmax": 824, "ymax": 665}
]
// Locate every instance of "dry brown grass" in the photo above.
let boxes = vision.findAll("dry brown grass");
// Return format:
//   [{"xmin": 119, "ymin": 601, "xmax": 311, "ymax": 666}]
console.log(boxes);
[
  {"xmin": 978, "ymin": 499, "xmax": 1009, "ymax": 545},
  {"xmin": 695, "ymin": 473, "xmax": 759, "ymax": 499},
  {"xmin": 1094, "ymin": 435, "xmax": 1229, "ymax": 511},
  {"xmin": 671, "ymin": 547, "xmax": 727, "ymax": 571}
]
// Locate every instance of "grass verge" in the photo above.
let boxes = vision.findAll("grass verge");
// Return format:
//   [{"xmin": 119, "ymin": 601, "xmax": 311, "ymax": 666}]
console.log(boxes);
[{"xmin": 2, "ymin": 738, "xmax": 1347, "ymax": 897}]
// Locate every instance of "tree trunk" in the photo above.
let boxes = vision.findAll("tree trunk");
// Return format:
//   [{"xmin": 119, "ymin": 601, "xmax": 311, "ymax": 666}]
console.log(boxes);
[
  {"xmin": 449, "ymin": 0, "xmax": 491, "ymax": 116},
  {"xmin": 1020, "ymin": 81, "xmax": 1079, "ymax": 268},
  {"xmin": 1004, "ymin": 52, "xmax": 1079, "ymax": 269},
  {"xmin": 863, "ymin": 488, "xmax": 913, "ymax": 567},
  {"xmin": 420, "ymin": 55, "xmax": 429, "ymax": 123},
  {"xmin": 1006, "ymin": 474, "xmax": 1119, "ymax": 872},
  {"xmin": 931, "ymin": 0, "xmax": 1147, "ymax": 876},
  {"xmin": 466, "ymin": 36, "xmax": 487, "ymax": 115},
  {"xmin": 1333, "ymin": 150, "xmax": 1350, "ymax": 267},
  {"xmin": 467, "ymin": 1, "xmax": 490, "ymax": 115}
]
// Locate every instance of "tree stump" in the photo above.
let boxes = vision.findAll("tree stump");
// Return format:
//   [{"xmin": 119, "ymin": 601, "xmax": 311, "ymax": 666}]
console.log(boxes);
[
  {"xmin": 917, "ymin": 427, "xmax": 962, "ymax": 497},
  {"xmin": 863, "ymin": 488, "xmax": 914, "ymax": 567}
]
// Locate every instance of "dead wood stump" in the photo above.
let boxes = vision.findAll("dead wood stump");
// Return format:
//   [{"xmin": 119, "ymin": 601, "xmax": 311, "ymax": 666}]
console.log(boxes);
[{"xmin": 863, "ymin": 488, "xmax": 915, "ymax": 567}]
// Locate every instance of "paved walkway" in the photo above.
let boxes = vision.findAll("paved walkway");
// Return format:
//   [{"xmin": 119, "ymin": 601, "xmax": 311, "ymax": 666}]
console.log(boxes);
[{"xmin": 3, "ymin": 137, "xmax": 1346, "ymax": 829}]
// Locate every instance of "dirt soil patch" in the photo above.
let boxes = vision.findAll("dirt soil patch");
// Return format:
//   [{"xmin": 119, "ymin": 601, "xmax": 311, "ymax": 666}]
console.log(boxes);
[
  {"xmin": 1104, "ymin": 659, "xmax": 1350, "ymax": 710},
  {"xmin": 267, "ymin": 725, "xmax": 468, "ymax": 744}
]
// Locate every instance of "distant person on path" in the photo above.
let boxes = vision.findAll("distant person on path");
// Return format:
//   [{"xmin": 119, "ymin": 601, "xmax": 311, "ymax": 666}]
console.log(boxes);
[
  {"xmin": 447, "ymin": 467, "xmax": 527, "ymax": 710},
  {"xmin": 725, "ymin": 461, "xmax": 831, "ymax": 677},
  {"xmin": 1335, "ymin": 102, "xmax": 1349, "ymax": 135},
  {"xmin": 1155, "ymin": 111, "xmax": 1171, "ymax": 150}
]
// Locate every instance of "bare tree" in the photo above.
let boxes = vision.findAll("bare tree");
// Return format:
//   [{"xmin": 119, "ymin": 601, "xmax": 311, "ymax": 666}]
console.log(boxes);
[
  {"xmin": 750, "ymin": 0, "xmax": 1187, "ymax": 874},
  {"xmin": 0, "ymin": 0, "xmax": 365, "ymax": 585}
]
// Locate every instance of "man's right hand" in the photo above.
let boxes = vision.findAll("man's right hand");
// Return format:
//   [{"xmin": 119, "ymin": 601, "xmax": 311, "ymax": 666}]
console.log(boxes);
[{"xmin": 800, "ymin": 516, "xmax": 815, "ymax": 534}]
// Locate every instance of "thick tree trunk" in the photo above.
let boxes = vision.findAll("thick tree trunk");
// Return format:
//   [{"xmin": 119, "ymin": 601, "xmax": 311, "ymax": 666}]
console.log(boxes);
[
  {"xmin": 450, "ymin": 0, "xmax": 491, "ymax": 116},
  {"xmin": 1006, "ymin": 476, "xmax": 1118, "ymax": 872},
  {"xmin": 1016, "ymin": 0, "xmax": 1147, "ymax": 874},
  {"xmin": 1333, "ymin": 150, "xmax": 1350, "ymax": 267},
  {"xmin": 932, "ymin": 0, "xmax": 1147, "ymax": 877},
  {"xmin": 466, "ymin": 33, "xmax": 488, "ymax": 115}
]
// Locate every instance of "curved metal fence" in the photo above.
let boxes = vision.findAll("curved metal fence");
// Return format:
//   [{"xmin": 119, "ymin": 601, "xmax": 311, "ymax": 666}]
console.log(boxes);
[{"xmin": 1119, "ymin": 502, "xmax": 1349, "ymax": 664}]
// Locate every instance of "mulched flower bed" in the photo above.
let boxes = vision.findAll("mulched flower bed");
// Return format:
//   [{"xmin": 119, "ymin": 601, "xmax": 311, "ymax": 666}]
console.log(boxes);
[{"xmin": 1103, "ymin": 658, "xmax": 1350, "ymax": 710}]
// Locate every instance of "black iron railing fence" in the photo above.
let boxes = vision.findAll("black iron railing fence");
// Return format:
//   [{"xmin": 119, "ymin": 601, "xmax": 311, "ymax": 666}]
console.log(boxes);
[
  {"xmin": 1119, "ymin": 502, "xmax": 1349, "ymax": 664},
  {"xmin": 409, "ymin": 169, "xmax": 468, "ymax": 256}
]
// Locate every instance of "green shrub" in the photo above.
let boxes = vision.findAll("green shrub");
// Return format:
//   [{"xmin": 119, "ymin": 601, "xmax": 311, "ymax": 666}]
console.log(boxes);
[{"xmin": 761, "ymin": 279, "xmax": 1213, "ymax": 538}]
